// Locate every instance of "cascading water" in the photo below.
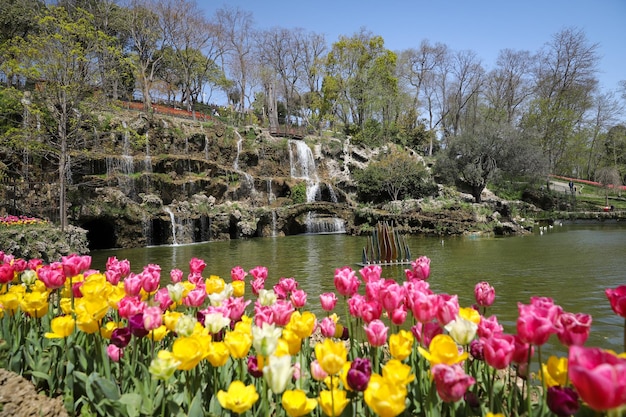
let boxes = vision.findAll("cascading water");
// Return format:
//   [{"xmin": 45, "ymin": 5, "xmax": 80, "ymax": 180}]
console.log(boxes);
[
  {"xmin": 288, "ymin": 139, "xmax": 345, "ymax": 234},
  {"xmin": 164, "ymin": 207, "xmax": 179, "ymax": 245}
]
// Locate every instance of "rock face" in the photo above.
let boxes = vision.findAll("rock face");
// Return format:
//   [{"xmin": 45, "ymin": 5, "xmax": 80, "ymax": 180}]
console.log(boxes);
[
  {"xmin": 0, "ymin": 369, "xmax": 68, "ymax": 417},
  {"xmin": 0, "ymin": 110, "xmax": 530, "ymax": 251}
]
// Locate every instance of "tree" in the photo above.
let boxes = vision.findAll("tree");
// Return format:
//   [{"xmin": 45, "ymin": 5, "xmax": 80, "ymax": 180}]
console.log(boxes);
[
  {"xmin": 595, "ymin": 166, "xmax": 622, "ymax": 205},
  {"xmin": 354, "ymin": 148, "xmax": 434, "ymax": 203},
  {"xmin": 22, "ymin": 6, "xmax": 116, "ymax": 230}
]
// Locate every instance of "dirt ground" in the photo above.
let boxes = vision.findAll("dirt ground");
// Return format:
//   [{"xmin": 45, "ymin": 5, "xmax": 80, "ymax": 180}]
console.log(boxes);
[{"xmin": 0, "ymin": 369, "xmax": 68, "ymax": 417}]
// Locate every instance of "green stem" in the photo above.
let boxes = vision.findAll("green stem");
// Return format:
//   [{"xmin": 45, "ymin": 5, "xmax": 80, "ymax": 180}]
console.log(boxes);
[
  {"xmin": 527, "ymin": 344, "xmax": 533, "ymax": 417},
  {"xmin": 488, "ymin": 365, "xmax": 496, "ymax": 412}
]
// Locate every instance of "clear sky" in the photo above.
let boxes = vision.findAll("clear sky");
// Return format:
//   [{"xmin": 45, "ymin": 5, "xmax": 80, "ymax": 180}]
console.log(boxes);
[{"xmin": 204, "ymin": 0, "xmax": 625, "ymax": 93}]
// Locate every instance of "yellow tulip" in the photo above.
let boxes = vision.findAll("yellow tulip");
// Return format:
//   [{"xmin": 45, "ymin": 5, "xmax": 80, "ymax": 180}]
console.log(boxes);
[
  {"xmin": 107, "ymin": 285, "xmax": 126, "ymax": 309},
  {"xmin": 76, "ymin": 311, "xmax": 100, "ymax": 334},
  {"xmin": 382, "ymin": 359, "xmax": 415, "ymax": 387},
  {"xmin": 171, "ymin": 336, "xmax": 204, "ymax": 370},
  {"xmin": 162, "ymin": 311, "xmax": 182, "ymax": 331},
  {"xmin": 486, "ymin": 413, "xmax": 505, "ymax": 417},
  {"xmin": 148, "ymin": 325, "xmax": 169, "ymax": 342},
  {"xmin": 459, "ymin": 306, "xmax": 482, "ymax": 324},
  {"xmin": 318, "ymin": 389, "xmax": 349, "ymax": 417},
  {"xmin": 540, "ymin": 355, "xmax": 568, "ymax": 387},
  {"xmin": 205, "ymin": 275, "xmax": 225, "ymax": 294},
  {"xmin": 100, "ymin": 321, "xmax": 122, "ymax": 339},
  {"xmin": 80, "ymin": 273, "xmax": 109, "ymax": 299},
  {"xmin": 45, "ymin": 315, "xmax": 75, "ymax": 338},
  {"xmin": 231, "ymin": 280, "xmax": 245, "ymax": 297},
  {"xmin": 280, "ymin": 328, "xmax": 303, "ymax": 355},
  {"xmin": 288, "ymin": 311, "xmax": 317, "ymax": 339},
  {"xmin": 364, "ymin": 373, "xmax": 408, "ymax": 417},
  {"xmin": 217, "ymin": 380, "xmax": 259, "ymax": 414},
  {"xmin": 417, "ymin": 334, "xmax": 468, "ymax": 366},
  {"xmin": 233, "ymin": 317, "xmax": 252, "ymax": 334},
  {"xmin": 205, "ymin": 341, "xmax": 230, "ymax": 367},
  {"xmin": 225, "ymin": 330, "xmax": 253, "ymax": 359},
  {"xmin": 314, "ymin": 338, "xmax": 347, "ymax": 375},
  {"xmin": 0, "ymin": 291, "xmax": 21, "ymax": 314},
  {"xmin": 282, "ymin": 389, "xmax": 318, "ymax": 417},
  {"xmin": 389, "ymin": 330, "xmax": 414, "ymax": 361},
  {"xmin": 19, "ymin": 290, "xmax": 49, "ymax": 318}
]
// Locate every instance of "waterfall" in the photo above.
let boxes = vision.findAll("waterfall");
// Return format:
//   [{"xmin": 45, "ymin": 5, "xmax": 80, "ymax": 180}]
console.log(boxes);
[
  {"xmin": 142, "ymin": 213, "xmax": 153, "ymax": 246},
  {"xmin": 271, "ymin": 209, "xmax": 277, "ymax": 237},
  {"xmin": 267, "ymin": 179, "xmax": 275, "ymax": 203},
  {"xmin": 288, "ymin": 140, "xmax": 319, "ymax": 202},
  {"xmin": 233, "ymin": 130, "xmax": 256, "ymax": 196},
  {"xmin": 288, "ymin": 139, "xmax": 345, "ymax": 234},
  {"xmin": 328, "ymin": 184, "xmax": 339, "ymax": 203},
  {"xmin": 164, "ymin": 207, "xmax": 179, "ymax": 245}
]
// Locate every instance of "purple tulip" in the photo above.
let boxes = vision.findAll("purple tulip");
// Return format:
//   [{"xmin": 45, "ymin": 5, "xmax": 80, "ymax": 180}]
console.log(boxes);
[
  {"xmin": 547, "ymin": 386, "xmax": 579, "ymax": 417},
  {"xmin": 346, "ymin": 357, "xmax": 372, "ymax": 391},
  {"xmin": 128, "ymin": 313, "xmax": 149, "ymax": 338},
  {"xmin": 110, "ymin": 327, "xmax": 132, "ymax": 348}
]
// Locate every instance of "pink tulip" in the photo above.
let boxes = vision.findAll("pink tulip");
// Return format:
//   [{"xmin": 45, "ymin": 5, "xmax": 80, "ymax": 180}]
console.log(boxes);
[
  {"xmin": 319, "ymin": 316, "xmax": 337, "ymax": 338},
  {"xmin": 359, "ymin": 264, "xmax": 382, "ymax": 282},
  {"xmin": 568, "ymin": 345, "xmax": 626, "ymax": 411},
  {"xmin": 405, "ymin": 255, "xmax": 431, "ymax": 281},
  {"xmin": 474, "ymin": 281, "xmax": 495, "ymax": 307},
  {"xmin": 189, "ymin": 257, "xmax": 206, "ymax": 274},
  {"xmin": 271, "ymin": 300, "xmax": 294, "ymax": 326},
  {"xmin": 431, "ymin": 364, "xmax": 476, "ymax": 402},
  {"xmin": 483, "ymin": 333, "xmax": 516, "ymax": 369},
  {"xmin": 477, "ymin": 315, "xmax": 504, "ymax": 339},
  {"xmin": 251, "ymin": 277, "xmax": 266, "ymax": 296},
  {"xmin": 27, "ymin": 258, "xmax": 43, "ymax": 271},
  {"xmin": 230, "ymin": 266, "xmax": 247, "ymax": 281},
  {"xmin": 379, "ymin": 280, "xmax": 405, "ymax": 313},
  {"xmin": 364, "ymin": 277, "xmax": 385, "ymax": 302},
  {"xmin": 153, "ymin": 288, "xmax": 173, "ymax": 311},
  {"xmin": 117, "ymin": 296, "xmax": 146, "ymax": 319},
  {"xmin": 517, "ymin": 299, "xmax": 561, "ymax": 346},
  {"xmin": 224, "ymin": 296, "xmax": 251, "ymax": 322},
  {"xmin": 605, "ymin": 285, "xmax": 626, "ymax": 318},
  {"xmin": 253, "ymin": 304, "xmax": 274, "ymax": 327},
  {"xmin": 170, "ymin": 268, "xmax": 183, "ymax": 283},
  {"xmin": 290, "ymin": 289, "xmax": 307, "ymax": 308},
  {"xmin": 334, "ymin": 266, "xmax": 360, "ymax": 296},
  {"xmin": 0, "ymin": 263, "xmax": 14, "ymax": 284},
  {"xmin": 390, "ymin": 305, "xmax": 408, "ymax": 326},
  {"xmin": 360, "ymin": 300, "xmax": 383, "ymax": 324},
  {"xmin": 187, "ymin": 272, "xmax": 203, "ymax": 285},
  {"xmin": 555, "ymin": 311, "xmax": 592, "ymax": 347},
  {"xmin": 364, "ymin": 319, "xmax": 388, "ymax": 347},
  {"xmin": 36, "ymin": 265, "xmax": 66, "ymax": 289},
  {"xmin": 348, "ymin": 294, "xmax": 366, "ymax": 317},
  {"xmin": 310, "ymin": 360, "xmax": 328, "ymax": 381},
  {"xmin": 61, "ymin": 254, "xmax": 91, "ymax": 277},
  {"xmin": 143, "ymin": 306, "xmax": 163, "ymax": 331},
  {"xmin": 319, "ymin": 292, "xmax": 338, "ymax": 311},
  {"xmin": 123, "ymin": 273, "xmax": 143, "ymax": 296},
  {"xmin": 141, "ymin": 269, "xmax": 161, "ymax": 293},
  {"xmin": 274, "ymin": 277, "xmax": 298, "ymax": 299},
  {"xmin": 12, "ymin": 259, "xmax": 27, "ymax": 272},
  {"xmin": 183, "ymin": 287, "xmax": 206, "ymax": 308},
  {"xmin": 511, "ymin": 334, "xmax": 534, "ymax": 364},
  {"xmin": 105, "ymin": 269, "xmax": 122, "ymax": 285},
  {"xmin": 106, "ymin": 344, "xmax": 123, "ymax": 362},
  {"xmin": 436, "ymin": 294, "xmax": 460, "ymax": 326},
  {"xmin": 249, "ymin": 266, "xmax": 268, "ymax": 281}
]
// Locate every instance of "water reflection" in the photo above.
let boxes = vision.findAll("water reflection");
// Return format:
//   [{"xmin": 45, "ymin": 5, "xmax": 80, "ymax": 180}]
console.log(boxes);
[{"xmin": 91, "ymin": 223, "xmax": 626, "ymax": 356}]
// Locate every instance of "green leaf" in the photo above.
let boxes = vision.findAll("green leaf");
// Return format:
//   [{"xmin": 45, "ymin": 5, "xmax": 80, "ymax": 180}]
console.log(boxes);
[
  {"xmin": 30, "ymin": 370, "xmax": 52, "ymax": 386},
  {"xmin": 118, "ymin": 393, "xmax": 142, "ymax": 417},
  {"xmin": 90, "ymin": 372, "xmax": 121, "ymax": 401},
  {"xmin": 187, "ymin": 390, "xmax": 204, "ymax": 417}
]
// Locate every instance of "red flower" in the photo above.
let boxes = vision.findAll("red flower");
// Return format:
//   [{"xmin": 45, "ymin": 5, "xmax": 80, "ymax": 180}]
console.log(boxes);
[{"xmin": 605, "ymin": 285, "xmax": 626, "ymax": 318}]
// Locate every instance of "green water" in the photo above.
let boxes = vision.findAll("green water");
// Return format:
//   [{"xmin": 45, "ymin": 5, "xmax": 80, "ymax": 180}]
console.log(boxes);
[{"xmin": 91, "ymin": 222, "xmax": 626, "ymax": 356}]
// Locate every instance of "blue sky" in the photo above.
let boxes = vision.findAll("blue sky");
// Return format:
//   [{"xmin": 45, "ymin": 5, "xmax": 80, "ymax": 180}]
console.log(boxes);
[{"xmin": 204, "ymin": 0, "xmax": 625, "ymax": 93}]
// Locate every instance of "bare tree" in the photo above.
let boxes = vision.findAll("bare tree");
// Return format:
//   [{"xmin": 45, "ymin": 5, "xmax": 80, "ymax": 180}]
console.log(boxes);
[
  {"xmin": 585, "ymin": 92, "xmax": 624, "ymax": 178},
  {"xmin": 214, "ymin": 6, "xmax": 255, "ymax": 111}
]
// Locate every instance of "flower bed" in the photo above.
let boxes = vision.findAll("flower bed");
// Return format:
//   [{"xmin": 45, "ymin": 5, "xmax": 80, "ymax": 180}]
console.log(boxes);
[
  {"xmin": 0, "ymin": 215, "xmax": 47, "ymax": 227},
  {"xmin": 1, "ymin": 251, "xmax": 625, "ymax": 416}
]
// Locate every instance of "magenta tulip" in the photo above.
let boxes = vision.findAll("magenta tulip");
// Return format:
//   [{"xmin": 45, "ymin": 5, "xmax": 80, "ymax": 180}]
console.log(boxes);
[
  {"xmin": 482, "ymin": 333, "xmax": 516, "ymax": 369},
  {"xmin": 230, "ymin": 266, "xmax": 247, "ymax": 281},
  {"xmin": 436, "ymin": 293, "xmax": 459, "ymax": 326},
  {"xmin": 516, "ymin": 299, "xmax": 560, "ymax": 346},
  {"xmin": 346, "ymin": 357, "xmax": 372, "ymax": 391},
  {"xmin": 606, "ymin": 285, "xmax": 626, "ymax": 318},
  {"xmin": 568, "ymin": 345, "xmax": 626, "ymax": 411},
  {"xmin": 477, "ymin": 315, "xmax": 503, "ymax": 339},
  {"xmin": 474, "ymin": 281, "xmax": 495, "ymax": 307},
  {"xmin": 170, "ymin": 268, "xmax": 183, "ymax": 283},
  {"xmin": 431, "ymin": 364, "xmax": 476, "ymax": 402},
  {"xmin": 319, "ymin": 292, "xmax": 338, "ymax": 311},
  {"xmin": 334, "ymin": 266, "xmax": 360, "ymax": 296},
  {"xmin": 36, "ymin": 265, "xmax": 66, "ymax": 289},
  {"xmin": 405, "ymin": 255, "xmax": 431, "ymax": 281},
  {"xmin": 188, "ymin": 257, "xmax": 206, "ymax": 274},
  {"xmin": 555, "ymin": 311, "xmax": 592, "ymax": 347},
  {"xmin": 379, "ymin": 280, "xmax": 406, "ymax": 313},
  {"xmin": 0, "ymin": 263, "xmax": 15, "ymax": 284},
  {"xmin": 359, "ymin": 264, "xmax": 382, "ymax": 282},
  {"xmin": 547, "ymin": 386, "xmax": 580, "ymax": 417}
]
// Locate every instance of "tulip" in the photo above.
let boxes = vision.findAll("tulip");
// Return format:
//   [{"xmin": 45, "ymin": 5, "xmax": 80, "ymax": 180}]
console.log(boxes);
[
  {"xmin": 364, "ymin": 319, "xmax": 388, "ymax": 347},
  {"xmin": 606, "ymin": 285, "xmax": 626, "ymax": 317},
  {"xmin": 0, "ymin": 263, "xmax": 15, "ymax": 284},
  {"xmin": 315, "ymin": 338, "xmax": 348, "ymax": 375},
  {"xmin": 169, "ymin": 268, "xmax": 183, "ymax": 283},
  {"xmin": 171, "ymin": 336, "xmax": 204, "ymax": 370},
  {"xmin": 437, "ymin": 293, "xmax": 460, "ymax": 326},
  {"xmin": 555, "ymin": 311, "xmax": 592, "ymax": 347},
  {"xmin": 128, "ymin": 313, "xmax": 149, "ymax": 338},
  {"xmin": 290, "ymin": 289, "xmax": 307, "ymax": 308},
  {"xmin": 541, "ymin": 355, "xmax": 568, "ymax": 388},
  {"xmin": 37, "ymin": 265, "xmax": 65, "ymax": 290},
  {"xmin": 382, "ymin": 359, "xmax": 415, "ymax": 387},
  {"xmin": 287, "ymin": 311, "xmax": 316, "ymax": 339},
  {"xmin": 318, "ymin": 389, "xmax": 349, "ymax": 417},
  {"xmin": 231, "ymin": 280, "xmax": 245, "ymax": 297},
  {"xmin": 272, "ymin": 300, "xmax": 295, "ymax": 326},
  {"xmin": 418, "ymin": 334, "xmax": 468, "ymax": 366},
  {"xmin": 106, "ymin": 344, "xmax": 123, "ymax": 362},
  {"xmin": 45, "ymin": 315, "xmax": 75, "ymax": 339},
  {"xmin": 379, "ymin": 281, "xmax": 405, "ymax": 313},
  {"xmin": 364, "ymin": 373, "xmax": 408, "ymax": 417},
  {"xmin": 174, "ymin": 314, "xmax": 197, "ymax": 337},
  {"xmin": 230, "ymin": 265, "xmax": 247, "ymax": 281},
  {"xmin": 310, "ymin": 360, "xmax": 328, "ymax": 381},
  {"xmin": 110, "ymin": 327, "xmax": 132, "ymax": 348},
  {"xmin": 142, "ymin": 306, "xmax": 163, "ymax": 331},
  {"xmin": 445, "ymin": 315, "xmax": 478, "ymax": 346},
  {"xmin": 19, "ymin": 290, "xmax": 49, "ymax": 318},
  {"xmin": 275, "ymin": 277, "xmax": 298, "ymax": 299},
  {"xmin": 333, "ymin": 266, "xmax": 360, "ymax": 297},
  {"xmin": 252, "ymin": 322, "xmax": 282, "ymax": 357},
  {"xmin": 205, "ymin": 341, "xmax": 230, "ymax": 367},
  {"xmin": 247, "ymin": 355, "xmax": 263, "ymax": 378},
  {"xmin": 188, "ymin": 257, "xmax": 206, "ymax": 274},
  {"xmin": 389, "ymin": 330, "xmax": 414, "ymax": 361},
  {"xmin": 359, "ymin": 264, "xmax": 382, "ymax": 282},
  {"xmin": 346, "ymin": 357, "xmax": 372, "ymax": 391},
  {"xmin": 568, "ymin": 345, "xmax": 626, "ymax": 411},
  {"xmin": 474, "ymin": 281, "xmax": 496, "ymax": 307},
  {"xmin": 217, "ymin": 380, "xmax": 259, "ymax": 414},
  {"xmin": 149, "ymin": 353, "xmax": 180, "ymax": 380},
  {"xmin": 360, "ymin": 300, "xmax": 383, "ymax": 324},
  {"xmin": 432, "ymin": 363, "xmax": 476, "ymax": 402},
  {"xmin": 123, "ymin": 273, "xmax": 143, "ymax": 297},
  {"xmin": 483, "ymin": 333, "xmax": 516, "ymax": 370},
  {"xmin": 264, "ymin": 354, "xmax": 294, "ymax": 394},
  {"xmin": 469, "ymin": 339, "xmax": 485, "ymax": 361},
  {"xmin": 517, "ymin": 300, "xmax": 559, "ymax": 346},
  {"xmin": 390, "ymin": 305, "xmax": 408, "ymax": 326},
  {"xmin": 282, "ymin": 389, "xmax": 318, "ymax": 417},
  {"xmin": 249, "ymin": 265, "xmax": 268, "ymax": 281},
  {"xmin": 319, "ymin": 292, "xmax": 338, "ymax": 311},
  {"xmin": 411, "ymin": 321, "xmax": 443, "ymax": 348},
  {"xmin": 225, "ymin": 330, "xmax": 252, "ymax": 359},
  {"xmin": 204, "ymin": 311, "xmax": 231, "ymax": 334},
  {"xmin": 153, "ymin": 288, "xmax": 173, "ymax": 311},
  {"xmin": 546, "ymin": 386, "xmax": 580, "ymax": 417},
  {"xmin": 477, "ymin": 314, "xmax": 504, "ymax": 339},
  {"xmin": 406, "ymin": 255, "xmax": 431, "ymax": 281},
  {"xmin": 319, "ymin": 316, "xmax": 337, "ymax": 338}
]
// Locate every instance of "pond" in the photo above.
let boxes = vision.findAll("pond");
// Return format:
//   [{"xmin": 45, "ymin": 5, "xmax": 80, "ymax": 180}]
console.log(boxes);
[{"xmin": 91, "ymin": 221, "xmax": 626, "ymax": 357}]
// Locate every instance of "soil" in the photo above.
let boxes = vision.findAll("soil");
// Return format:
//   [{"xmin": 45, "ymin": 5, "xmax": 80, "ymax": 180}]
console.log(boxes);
[{"xmin": 0, "ymin": 369, "xmax": 68, "ymax": 417}]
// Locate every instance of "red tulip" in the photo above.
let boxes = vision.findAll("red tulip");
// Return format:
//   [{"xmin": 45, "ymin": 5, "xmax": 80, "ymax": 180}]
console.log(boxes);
[
  {"xmin": 0, "ymin": 263, "xmax": 16, "ymax": 284},
  {"xmin": 605, "ymin": 285, "xmax": 626, "ymax": 318},
  {"xmin": 568, "ymin": 345, "xmax": 626, "ymax": 411}
]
